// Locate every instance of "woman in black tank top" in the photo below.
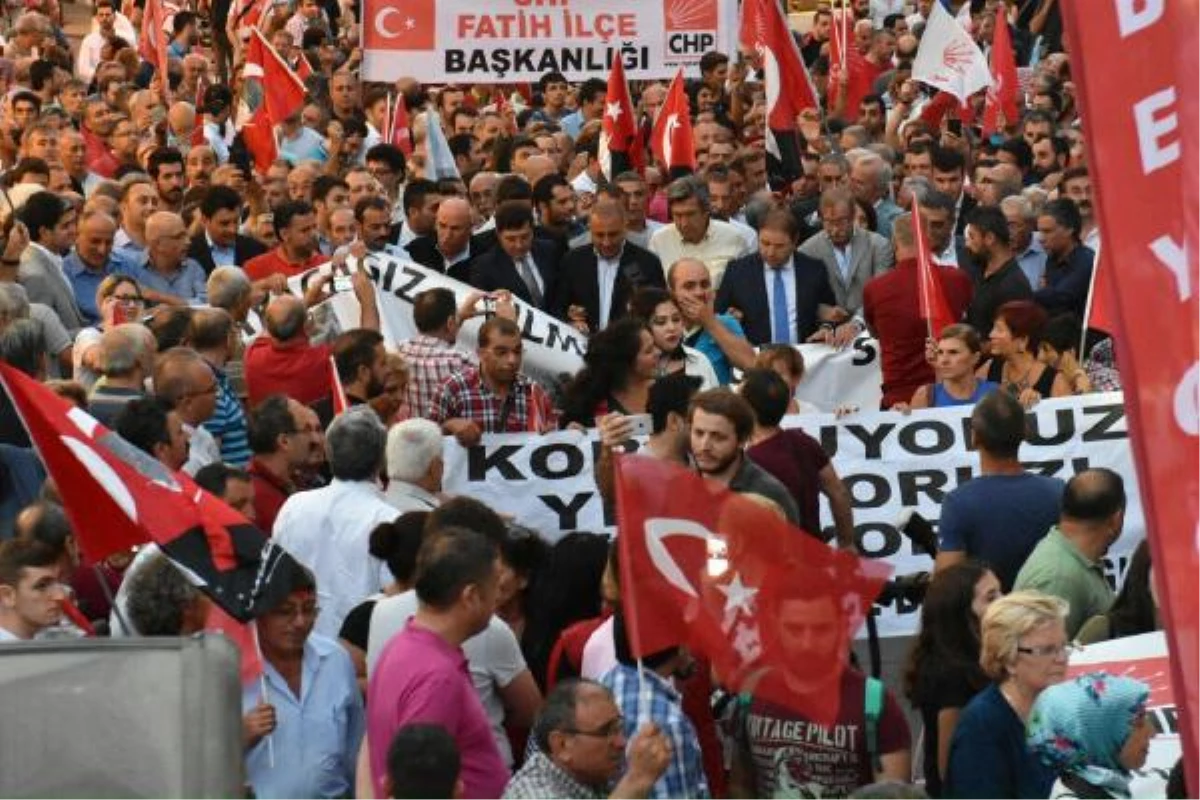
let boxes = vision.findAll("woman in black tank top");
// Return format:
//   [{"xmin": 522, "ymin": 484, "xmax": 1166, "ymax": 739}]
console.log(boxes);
[{"xmin": 979, "ymin": 301, "xmax": 1071, "ymax": 407}]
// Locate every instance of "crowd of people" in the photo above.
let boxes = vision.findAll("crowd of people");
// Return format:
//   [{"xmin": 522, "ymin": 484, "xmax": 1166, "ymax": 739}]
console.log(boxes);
[{"xmin": 0, "ymin": 0, "xmax": 1186, "ymax": 797}]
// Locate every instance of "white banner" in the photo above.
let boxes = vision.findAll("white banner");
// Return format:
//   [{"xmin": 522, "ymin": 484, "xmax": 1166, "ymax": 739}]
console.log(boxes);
[
  {"xmin": 287, "ymin": 254, "xmax": 588, "ymax": 387},
  {"xmin": 442, "ymin": 393, "xmax": 1145, "ymax": 638},
  {"xmin": 1069, "ymin": 632, "xmax": 1179, "ymax": 798},
  {"xmin": 792, "ymin": 335, "xmax": 883, "ymax": 412},
  {"xmin": 361, "ymin": 0, "xmax": 740, "ymax": 83}
]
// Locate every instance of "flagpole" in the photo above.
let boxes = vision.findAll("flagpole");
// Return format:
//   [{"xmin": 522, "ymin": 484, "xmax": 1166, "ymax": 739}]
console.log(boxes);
[
  {"xmin": 913, "ymin": 201, "xmax": 936, "ymax": 341},
  {"xmin": 93, "ymin": 561, "xmax": 134, "ymax": 636},
  {"xmin": 252, "ymin": 623, "xmax": 275, "ymax": 769},
  {"xmin": 1080, "ymin": 246, "xmax": 1100, "ymax": 357},
  {"xmin": 635, "ymin": 657, "xmax": 651, "ymax": 728}
]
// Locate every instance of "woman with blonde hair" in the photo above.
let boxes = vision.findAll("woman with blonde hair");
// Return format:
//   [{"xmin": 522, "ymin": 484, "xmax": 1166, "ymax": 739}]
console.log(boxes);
[
  {"xmin": 944, "ymin": 590, "xmax": 1069, "ymax": 798},
  {"xmin": 72, "ymin": 274, "xmax": 145, "ymax": 390}
]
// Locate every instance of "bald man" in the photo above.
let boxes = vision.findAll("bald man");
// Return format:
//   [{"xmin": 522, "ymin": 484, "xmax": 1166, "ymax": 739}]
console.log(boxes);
[
  {"xmin": 519, "ymin": 154, "xmax": 558, "ymax": 189},
  {"xmin": 130, "ymin": 211, "xmax": 208, "ymax": 305},
  {"xmin": 154, "ymin": 347, "xmax": 221, "ymax": 474},
  {"xmin": 405, "ymin": 197, "xmax": 482, "ymax": 281},
  {"xmin": 551, "ymin": 199, "xmax": 665, "ymax": 332},
  {"xmin": 167, "ymin": 101, "xmax": 197, "ymax": 147}
]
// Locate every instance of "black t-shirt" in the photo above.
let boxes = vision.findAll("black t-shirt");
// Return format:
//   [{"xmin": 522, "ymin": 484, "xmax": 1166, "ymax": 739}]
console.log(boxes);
[
  {"xmin": 910, "ymin": 660, "xmax": 989, "ymax": 798},
  {"xmin": 965, "ymin": 259, "xmax": 1032, "ymax": 335},
  {"xmin": 338, "ymin": 597, "xmax": 377, "ymax": 650}
]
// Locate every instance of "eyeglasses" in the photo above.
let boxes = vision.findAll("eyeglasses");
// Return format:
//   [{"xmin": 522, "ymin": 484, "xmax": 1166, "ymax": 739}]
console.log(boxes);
[
  {"xmin": 565, "ymin": 717, "xmax": 624, "ymax": 739},
  {"xmin": 187, "ymin": 381, "xmax": 218, "ymax": 397},
  {"xmin": 1017, "ymin": 642, "xmax": 1077, "ymax": 659},
  {"xmin": 112, "ymin": 294, "xmax": 144, "ymax": 304},
  {"xmin": 270, "ymin": 602, "xmax": 319, "ymax": 620}
]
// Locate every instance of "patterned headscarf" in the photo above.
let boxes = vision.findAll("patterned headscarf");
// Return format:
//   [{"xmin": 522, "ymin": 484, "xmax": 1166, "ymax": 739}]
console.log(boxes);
[{"xmin": 1027, "ymin": 672, "xmax": 1150, "ymax": 799}]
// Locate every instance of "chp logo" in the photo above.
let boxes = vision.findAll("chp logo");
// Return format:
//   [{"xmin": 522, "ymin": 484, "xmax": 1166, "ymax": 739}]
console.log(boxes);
[{"xmin": 665, "ymin": 0, "xmax": 718, "ymax": 58}]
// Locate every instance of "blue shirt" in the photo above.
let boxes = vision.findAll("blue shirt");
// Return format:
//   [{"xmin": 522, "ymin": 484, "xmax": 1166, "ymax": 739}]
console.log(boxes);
[
  {"xmin": 1015, "ymin": 238, "xmax": 1047, "ymax": 289},
  {"xmin": 1034, "ymin": 243, "xmax": 1094, "ymax": 317},
  {"xmin": 599, "ymin": 665, "xmax": 710, "ymax": 799},
  {"xmin": 944, "ymin": 683, "xmax": 1055, "ymax": 799},
  {"xmin": 242, "ymin": 633, "xmax": 364, "ymax": 799},
  {"xmin": 938, "ymin": 473, "xmax": 1063, "ymax": 591},
  {"xmin": 207, "ymin": 234, "xmax": 236, "ymax": 270},
  {"xmin": 129, "ymin": 258, "xmax": 208, "ymax": 304},
  {"xmin": 685, "ymin": 314, "xmax": 745, "ymax": 385},
  {"xmin": 201, "ymin": 364, "xmax": 252, "ymax": 466},
  {"xmin": 110, "ymin": 228, "xmax": 147, "ymax": 274},
  {"xmin": 279, "ymin": 126, "xmax": 328, "ymax": 165},
  {"xmin": 63, "ymin": 250, "xmax": 117, "ymax": 326},
  {"xmin": 559, "ymin": 110, "xmax": 584, "ymax": 139}
]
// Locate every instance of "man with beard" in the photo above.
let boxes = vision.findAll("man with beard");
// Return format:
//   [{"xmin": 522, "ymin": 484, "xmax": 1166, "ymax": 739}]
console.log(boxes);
[
  {"xmin": 333, "ymin": 329, "xmax": 388, "ymax": 408},
  {"xmin": 244, "ymin": 200, "xmax": 326, "ymax": 286},
  {"xmin": 687, "ymin": 389, "xmax": 798, "ymax": 524},
  {"xmin": 1060, "ymin": 167, "xmax": 1100, "ymax": 251},
  {"xmin": 1031, "ymin": 135, "xmax": 1068, "ymax": 190},
  {"xmin": 962, "ymin": 206, "xmax": 1032, "ymax": 338},
  {"xmin": 727, "ymin": 574, "xmax": 911, "ymax": 798}
]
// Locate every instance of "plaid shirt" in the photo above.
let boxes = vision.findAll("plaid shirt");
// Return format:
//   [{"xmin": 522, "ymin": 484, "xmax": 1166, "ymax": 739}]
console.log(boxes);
[
  {"xmin": 503, "ymin": 751, "xmax": 604, "ymax": 799},
  {"xmin": 397, "ymin": 335, "xmax": 475, "ymax": 421},
  {"xmin": 432, "ymin": 366, "xmax": 556, "ymax": 434},
  {"xmin": 599, "ymin": 665, "xmax": 711, "ymax": 800}
]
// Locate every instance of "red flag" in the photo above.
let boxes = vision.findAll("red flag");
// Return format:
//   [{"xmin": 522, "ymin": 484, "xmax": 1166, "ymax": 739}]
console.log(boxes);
[
  {"xmin": 1062, "ymin": 1, "xmax": 1198, "ymax": 786},
  {"xmin": 650, "ymin": 70, "xmax": 696, "ymax": 173},
  {"xmin": 138, "ymin": 0, "xmax": 171, "ymax": 100},
  {"xmin": 205, "ymin": 605, "xmax": 265, "ymax": 684},
  {"xmin": 245, "ymin": 28, "xmax": 307, "ymax": 124},
  {"xmin": 981, "ymin": 5, "xmax": 1018, "ymax": 137},
  {"xmin": 231, "ymin": 0, "xmax": 271, "ymax": 33},
  {"xmin": 240, "ymin": 104, "xmax": 278, "ymax": 174},
  {"xmin": 0, "ymin": 362, "xmax": 302, "ymax": 622},
  {"xmin": 190, "ymin": 113, "xmax": 206, "ymax": 148},
  {"xmin": 599, "ymin": 53, "xmax": 644, "ymax": 180},
  {"xmin": 828, "ymin": 8, "xmax": 878, "ymax": 122},
  {"xmin": 294, "ymin": 54, "xmax": 314, "ymax": 82},
  {"xmin": 1081, "ymin": 249, "xmax": 1112, "ymax": 334},
  {"xmin": 387, "ymin": 92, "xmax": 413, "ymax": 156},
  {"xmin": 615, "ymin": 455, "xmax": 891, "ymax": 725},
  {"xmin": 912, "ymin": 201, "xmax": 958, "ymax": 338},
  {"xmin": 742, "ymin": 0, "xmax": 818, "ymax": 176},
  {"xmin": 329, "ymin": 356, "xmax": 348, "ymax": 417}
]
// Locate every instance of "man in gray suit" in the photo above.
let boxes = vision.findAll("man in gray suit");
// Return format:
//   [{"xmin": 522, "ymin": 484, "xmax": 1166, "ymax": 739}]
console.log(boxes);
[
  {"xmin": 17, "ymin": 191, "xmax": 85, "ymax": 334},
  {"xmin": 799, "ymin": 188, "xmax": 894, "ymax": 334}
]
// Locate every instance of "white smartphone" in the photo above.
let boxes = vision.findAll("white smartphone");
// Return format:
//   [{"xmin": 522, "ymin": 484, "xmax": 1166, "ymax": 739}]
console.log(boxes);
[{"xmin": 625, "ymin": 413, "xmax": 652, "ymax": 437}]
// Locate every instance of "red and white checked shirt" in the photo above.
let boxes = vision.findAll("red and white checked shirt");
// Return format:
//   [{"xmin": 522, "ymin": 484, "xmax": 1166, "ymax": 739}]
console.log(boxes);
[
  {"xmin": 397, "ymin": 334, "xmax": 475, "ymax": 421},
  {"xmin": 432, "ymin": 366, "xmax": 556, "ymax": 433}
]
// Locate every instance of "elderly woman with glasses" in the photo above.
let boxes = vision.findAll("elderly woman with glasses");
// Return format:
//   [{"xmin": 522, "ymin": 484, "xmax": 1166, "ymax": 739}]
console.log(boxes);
[
  {"xmin": 72, "ymin": 273, "xmax": 144, "ymax": 389},
  {"xmin": 944, "ymin": 591, "xmax": 1070, "ymax": 799}
]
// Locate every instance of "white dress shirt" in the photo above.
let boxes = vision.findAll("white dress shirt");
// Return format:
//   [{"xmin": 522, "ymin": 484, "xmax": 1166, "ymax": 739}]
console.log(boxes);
[
  {"xmin": 382, "ymin": 479, "xmax": 440, "ymax": 515},
  {"xmin": 182, "ymin": 423, "xmax": 220, "ymax": 476},
  {"xmin": 273, "ymin": 479, "xmax": 397, "ymax": 639},
  {"xmin": 596, "ymin": 249, "xmax": 622, "ymax": 329},
  {"xmin": 761, "ymin": 256, "xmax": 798, "ymax": 344}
]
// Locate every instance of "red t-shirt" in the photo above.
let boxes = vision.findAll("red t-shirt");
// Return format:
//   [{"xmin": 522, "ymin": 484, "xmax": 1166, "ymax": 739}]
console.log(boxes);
[
  {"xmin": 747, "ymin": 428, "xmax": 832, "ymax": 537},
  {"xmin": 862, "ymin": 258, "xmax": 974, "ymax": 408},
  {"xmin": 244, "ymin": 248, "xmax": 325, "ymax": 282},
  {"xmin": 740, "ymin": 669, "xmax": 911, "ymax": 798},
  {"xmin": 243, "ymin": 335, "xmax": 332, "ymax": 408}
]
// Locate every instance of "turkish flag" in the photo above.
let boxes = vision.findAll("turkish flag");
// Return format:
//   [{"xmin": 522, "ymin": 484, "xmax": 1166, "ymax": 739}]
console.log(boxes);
[
  {"xmin": 981, "ymin": 6, "xmax": 1018, "ymax": 137},
  {"xmin": 0, "ymin": 363, "xmax": 302, "ymax": 623},
  {"xmin": 232, "ymin": 0, "xmax": 271, "ymax": 33},
  {"xmin": 245, "ymin": 28, "xmax": 307, "ymax": 125},
  {"xmin": 741, "ymin": 0, "xmax": 818, "ymax": 179},
  {"xmin": 828, "ymin": 8, "xmax": 877, "ymax": 122},
  {"xmin": 138, "ymin": 0, "xmax": 171, "ymax": 101},
  {"xmin": 650, "ymin": 69, "xmax": 696, "ymax": 174},
  {"xmin": 294, "ymin": 54, "xmax": 314, "ymax": 82},
  {"xmin": 615, "ymin": 455, "xmax": 891, "ymax": 725},
  {"xmin": 329, "ymin": 356, "xmax": 349, "ymax": 417},
  {"xmin": 599, "ymin": 54, "xmax": 644, "ymax": 181},
  {"xmin": 1082, "ymin": 249, "xmax": 1112, "ymax": 334},
  {"xmin": 364, "ymin": 0, "xmax": 435, "ymax": 51},
  {"xmin": 386, "ymin": 92, "xmax": 413, "ymax": 156},
  {"xmin": 240, "ymin": 104, "xmax": 278, "ymax": 174},
  {"xmin": 913, "ymin": 201, "xmax": 959, "ymax": 338}
]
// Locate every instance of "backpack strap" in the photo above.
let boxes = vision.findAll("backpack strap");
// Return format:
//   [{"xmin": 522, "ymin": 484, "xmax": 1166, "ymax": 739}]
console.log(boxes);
[{"xmin": 864, "ymin": 676, "xmax": 885, "ymax": 774}]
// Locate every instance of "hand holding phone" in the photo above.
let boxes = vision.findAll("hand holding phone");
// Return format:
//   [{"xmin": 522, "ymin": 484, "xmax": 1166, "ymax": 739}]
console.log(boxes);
[{"xmin": 625, "ymin": 413, "xmax": 652, "ymax": 438}]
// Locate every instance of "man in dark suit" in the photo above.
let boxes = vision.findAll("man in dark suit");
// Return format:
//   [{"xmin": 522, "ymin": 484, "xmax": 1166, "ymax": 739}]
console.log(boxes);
[
  {"xmin": 716, "ymin": 208, "xmax": 843, "ymax": 346},
  {"xmin": 403, "ymin": 197, "xmax": 483, "ymax": 283},
  {"xmin": 932, "ymin": 145, "xmax": 976, "ymax": 237},
  {"xmin": 188, "ymin": 185, "xmax": 268, "ymax": 276},
  {"xmin": 551, "ymin": 200, "xmax": 665, "ymax": 333},
  {"xmin": 469, "ymin": 201, "xmax": 561, "ymax": 310}
]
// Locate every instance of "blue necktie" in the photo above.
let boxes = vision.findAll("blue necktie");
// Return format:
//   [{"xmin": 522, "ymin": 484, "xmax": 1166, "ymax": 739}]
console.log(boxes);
[{"xmin": 772, "ymin": 268, "xmax": 790, "ymax": 343}]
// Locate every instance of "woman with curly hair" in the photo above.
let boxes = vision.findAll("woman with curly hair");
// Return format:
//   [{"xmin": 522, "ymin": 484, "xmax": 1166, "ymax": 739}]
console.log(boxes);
[{"xmin": 558, "ymin": 316, "xmax": 658, "ymax": 428}]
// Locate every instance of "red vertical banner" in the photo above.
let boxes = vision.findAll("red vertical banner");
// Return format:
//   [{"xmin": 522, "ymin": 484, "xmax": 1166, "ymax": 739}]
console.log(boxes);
[{"xmin": 1061, "ymin": 2, "xmax": 1198, "ymax": 790}]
